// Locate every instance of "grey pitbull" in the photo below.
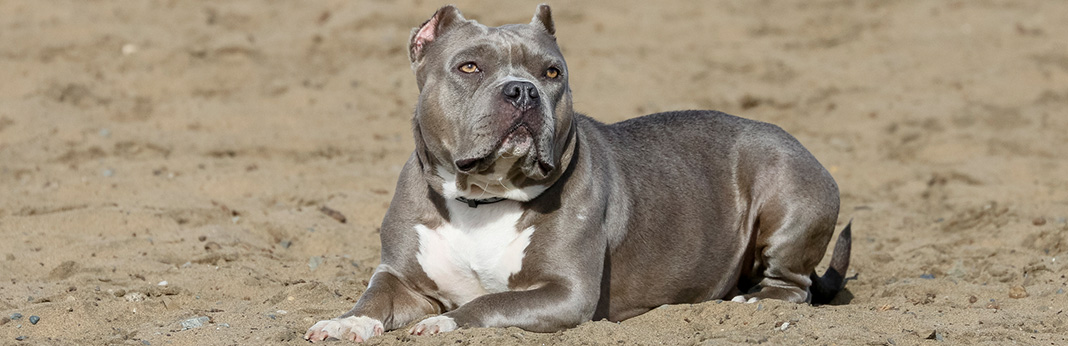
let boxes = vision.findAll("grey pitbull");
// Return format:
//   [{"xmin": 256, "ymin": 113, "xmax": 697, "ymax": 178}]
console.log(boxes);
[{"xmin": 306, "ymin": 4, "xmax": 851, "ymax": 342}]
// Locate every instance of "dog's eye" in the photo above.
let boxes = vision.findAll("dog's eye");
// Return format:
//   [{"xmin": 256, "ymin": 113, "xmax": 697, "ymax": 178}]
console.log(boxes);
[
  {"xmin": 545, "ymin": 67, "xmax": 560, "ymax": 79},
  {"xmin": 459, "ymin": 62, "xmax": 480, "ymax": 73}
]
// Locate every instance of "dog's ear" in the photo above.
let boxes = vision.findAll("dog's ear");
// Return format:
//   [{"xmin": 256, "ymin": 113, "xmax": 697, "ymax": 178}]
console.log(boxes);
[
  {"xmin": 530, "ymin": 4, "xmax": 554, "ymax": 36},
  {"xmin": 409, "ymin": 5, "xmax": 467, "ymax": 65}
]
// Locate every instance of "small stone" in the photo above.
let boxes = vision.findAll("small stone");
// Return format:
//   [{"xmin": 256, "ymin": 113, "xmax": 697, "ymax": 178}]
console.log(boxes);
[
  {"xmin": 217, "ymin": 323, "xmax": 230, "ymax": 328},
  {"xmin": 756, "ymin": 304, "xmax": 763, "ymax": 311},
  {"xmin": 308, "ymin": 256, "xmax": 324, "ymax": 271},
  {"xmin": 124, "ymin": 292, "xmax": 147, "ymax": 302},
  {"xmin": 279, "ymin": 240, "xmax": 292, "ymax": 249},
  {"xmin": 1009, "ymin": 285, "xmax": 1028, "ymax": 299},
  {"xmin": 0, "ymin": 317, "xmax": 9, "ymax": 326},
  {"xmin": 10, "ymin": 313, "xmax": 22, "ymax": 320},
  {"xmin": 1057, "ymin": 288, "xmax": 1065, "ymax": 294},
  {"xmin": 968, "ymin": 296, "xmax": 978, "ymax": 304},
  {"xmin": 28, "ymin": 316, "xmax": 39, "ymax": 325},
  {"xmin": 141, "ymin": 340, "xmax": 151, "ymax": 346},
  {"xmin": 198, "ymin": 235, "xmax": 207, "ymax": 242},
  {"xmin": 1032, "ymin": 217, "xmax": 1046, "ymax": 226},
  {"xmin": 15, "ymin": 336, "xmax": 27, "ymax": 341},
  {"xmin": 925, "ymin": 330, "xmax": 944, "ymax": 341},
  {"xmin": 986, "ymin": 299, "xmax": 1000, "ymax": 309},
  {"xmin": 780, "ymin": 321, "xmax": 790, "ymax": 331},
  {"xmin": 919, "ymin": 273, "xmax": 935, "ymax": 279},
  {"xmin": 102, "ymin": 169, "xmax": 114, "ymax": 177},
  {"xmin": 158, "ymin": 281, "xmax": 168, "ymax": 286},
  {"xmin": 111, "ymin": 289, "xmax": 127, "ymax": 297},
  {"xmin": 179, "ymin": 316, "xmax": 211, "ymax": 330}
]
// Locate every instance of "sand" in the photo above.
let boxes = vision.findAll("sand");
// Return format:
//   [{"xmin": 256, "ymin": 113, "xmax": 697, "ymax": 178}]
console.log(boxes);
[{"xmin": 2, "ymin": 1, "xmax": 1067, "ymax": 345}]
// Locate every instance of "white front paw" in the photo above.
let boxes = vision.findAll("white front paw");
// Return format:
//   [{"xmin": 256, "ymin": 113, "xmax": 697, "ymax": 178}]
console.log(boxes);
[
  {"xmin": 409, "ymin": 315, "xmax": 458, "ymax": 336},
  {"xmin": 730, "ymin": 295, "xmax": 760, "ymax": 304},
  {"xmin": 305, "ymin": 316, "xmax": 384, "ymax": 342}
]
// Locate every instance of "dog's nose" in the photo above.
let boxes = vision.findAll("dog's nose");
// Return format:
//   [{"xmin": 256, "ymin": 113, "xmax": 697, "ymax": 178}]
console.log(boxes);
[
  {"xmin": 502, "ymin": 81, "xmax": 539, "ymax": 110},
  {"xmin": 454, "ymin": 158, "xmax": 480, "ymax": 172}
]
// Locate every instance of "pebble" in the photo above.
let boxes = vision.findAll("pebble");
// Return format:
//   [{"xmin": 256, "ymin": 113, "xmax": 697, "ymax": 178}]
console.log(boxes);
[
  {"xmin": 28, "ymin": 316, "xmax": 39, "ymax": 325},
  {"xmin": 968, "ymin": 296, "xmax": 978, "ymax": 304},
  {"xmin": 10, "ymin": 313, "xmax": 23, "ymax": 320},
  {"xmin": 1033, "ymin": 217, "xmax": 1047, "ymax": 226},
  {"xmin": 1057, "ymin": 288, "xmax": 1065, "ymax": 295},
  {"xmin": 15, "ymin": 336, "xmax": 27, "ymax": 341},
  {"xmin": 0, "ymin": 317, "xmax": 9, "ymax": 326},
  {"xmin": 179, "ymin": 316, "xmax": 211, "ymax": 330},
  {"xmin": 141, "ymin": 340, "xmax": 151, "ymax": 346},
  {"xmin": 1009, "ymin": 285, "xmax": 1029, "ymax": 299},
  {"xmin": 279, "ymin": 240, "xmax": 292, "ymax": 249},
  {"xmin": 925, "ymin": 330, "xmax": 944, "ymax": 341},
  {"xmin": 780, "ymin": 321, "xmax": 790, "ymax": 331},
  {"xmin": 158, "ymin": 281, "xmax": 168, "ymax": 286},
  {"xmin": 124, "ymin": 292, "xmax": 147, "ymax": 302},
  {"xmin": 102, "ymin": 169, "xmax": 114, "ymax": 177},
  {"xmin": 919, "ymin": 273, "xmax": 935, "ymax": 279},
  {"xmin": 308, "ymin": 256, "xmax": 324, "ymax": 271}
]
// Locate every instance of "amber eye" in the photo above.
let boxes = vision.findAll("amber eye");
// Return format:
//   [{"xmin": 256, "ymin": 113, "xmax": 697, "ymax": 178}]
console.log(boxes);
[
  {"xmin": 545, "ymin": 67, "xmax": 560, "ymax": 79},
  {"xmin": 459, "ymin": 62, "xmax": 479, "ymax": 73}
]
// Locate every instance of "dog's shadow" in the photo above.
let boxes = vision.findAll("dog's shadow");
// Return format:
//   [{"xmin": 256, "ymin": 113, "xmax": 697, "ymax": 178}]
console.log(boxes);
[{"xmin": 825, "ymin": 288, "xmax": 854, "ymax": 305}]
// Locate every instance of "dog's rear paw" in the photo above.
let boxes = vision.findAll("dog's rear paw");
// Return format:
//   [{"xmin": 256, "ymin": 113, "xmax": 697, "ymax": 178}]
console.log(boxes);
[
  {"xmin": 305, "ymin": 316, "xmax": 384, "ymax": 342},
  {"xmin": 408, "ymin": 315, "xmax": 458, "ymax": 336}
]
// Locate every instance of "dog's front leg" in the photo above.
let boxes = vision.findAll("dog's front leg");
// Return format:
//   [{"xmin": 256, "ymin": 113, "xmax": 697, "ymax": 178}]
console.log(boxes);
[
  {"xmin": 305, "ymin": 267, "xmax": 440, "ymax": 342},
  {"xmin": 410, "ymin": 232, "xmax": 605, "ymax": 336}
]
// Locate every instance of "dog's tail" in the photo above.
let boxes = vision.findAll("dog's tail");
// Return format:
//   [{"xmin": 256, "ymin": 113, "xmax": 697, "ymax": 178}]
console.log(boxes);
[{"xmin": 809, "ymin": 220, "xmax": 852, "ymax": 304}]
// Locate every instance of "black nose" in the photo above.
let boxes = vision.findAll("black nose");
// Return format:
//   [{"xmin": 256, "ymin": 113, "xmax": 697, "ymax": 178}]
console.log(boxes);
[
  {"xmin": 502, "ymin": 81, "xmax": 539, "ymax": 110},
  {"xmin": 454, "ymin": 158, "xmax": 480, "ymax": 172}
]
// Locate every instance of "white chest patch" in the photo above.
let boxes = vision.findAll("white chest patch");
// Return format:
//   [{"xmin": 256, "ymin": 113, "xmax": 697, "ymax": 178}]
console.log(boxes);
[{"xmin": 415, "ymin": 200, "xmax": 535, "ymax": 308}]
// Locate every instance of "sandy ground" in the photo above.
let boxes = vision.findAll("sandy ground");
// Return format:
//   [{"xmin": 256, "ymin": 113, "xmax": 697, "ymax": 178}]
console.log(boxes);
[{"xmin": 2, "ymin": 1, "xmax": 1067, "ymax": 345}]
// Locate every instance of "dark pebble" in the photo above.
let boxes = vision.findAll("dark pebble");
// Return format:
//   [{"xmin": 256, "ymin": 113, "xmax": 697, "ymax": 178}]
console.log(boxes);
[
  {"xmin": 10, "ymin": 313, "xmax": 22, "ymax": 320},
  {"xmin": 920, "ymin": 273, "xmax": 935, "ymax": 279},
  {"xmin": 1032, "ymin": 217, "xmax": 1046, "ymax": 226},
  {"xmin": 279, "ymin": 240, "xmax": 292, "ymax": 249},
  {"xmin": 29, "ymin": 316, "xmax": 39, "ymax": 325},
  {"xmin": 15, "ymin": 336, "xmax": 27, "ymax": 341}
]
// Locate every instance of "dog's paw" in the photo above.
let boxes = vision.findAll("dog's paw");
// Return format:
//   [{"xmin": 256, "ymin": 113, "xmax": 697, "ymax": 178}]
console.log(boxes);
[
  {"xmin": 408, "ymin": 315, "xmax": 458, "ymax": 336},
  {"xmin": 730, "ymin": 295, "xmax": 760, "ymax": 304},
  {"xmin": 304, "ymin": 316, "xmax": 384, "ymax": 343}
]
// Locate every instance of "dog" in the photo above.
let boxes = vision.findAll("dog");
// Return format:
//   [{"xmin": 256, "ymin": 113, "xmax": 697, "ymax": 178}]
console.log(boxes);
[{"xmin": 305, "ymin": 4, "xmax": 851, "ymax": 342}]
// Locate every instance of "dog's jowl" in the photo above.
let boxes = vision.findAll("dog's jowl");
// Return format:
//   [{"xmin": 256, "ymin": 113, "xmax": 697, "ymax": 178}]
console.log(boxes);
[{"xmin": 305, "ymin": 4, "xmax": 852, "ymax": 342}]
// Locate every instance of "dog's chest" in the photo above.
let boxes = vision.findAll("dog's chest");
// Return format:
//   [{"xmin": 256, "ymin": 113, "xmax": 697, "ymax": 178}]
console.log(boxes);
[{"xmin": 414, "ymin": 201, "xmax": 534, "ymax": 308}]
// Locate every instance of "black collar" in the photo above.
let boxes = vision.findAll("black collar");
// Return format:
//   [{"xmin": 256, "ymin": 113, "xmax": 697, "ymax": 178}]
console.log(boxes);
[{"xmin": 455, "ymin": 196, "xmax": 507, "ymax": 208}]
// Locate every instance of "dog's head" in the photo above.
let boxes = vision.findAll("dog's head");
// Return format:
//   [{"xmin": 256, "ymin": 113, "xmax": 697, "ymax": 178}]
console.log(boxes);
[{"xmin": 407, "ymin": 5, "xmax": 575, "ymax": 202}]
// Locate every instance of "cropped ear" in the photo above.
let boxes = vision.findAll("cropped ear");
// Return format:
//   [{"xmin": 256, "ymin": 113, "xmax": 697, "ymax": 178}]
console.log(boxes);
[
  {"xmin": 530, "ymin": 4, "xmax": 554, "ymax": 36},
  {"xmin": 409, "ymin": 5, "xmax": 467, "ymax": 65}
]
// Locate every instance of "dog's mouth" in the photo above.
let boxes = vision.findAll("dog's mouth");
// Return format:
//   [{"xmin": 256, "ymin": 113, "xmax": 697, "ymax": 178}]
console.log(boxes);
[{"xmin": 454, "ymin": 121, "xmax": 554, "ymax": 179}]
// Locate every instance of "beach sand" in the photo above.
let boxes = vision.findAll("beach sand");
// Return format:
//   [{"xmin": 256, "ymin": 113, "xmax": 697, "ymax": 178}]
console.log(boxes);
[{"xmin": 1, "ymin": 1, "xmax": 1066, "ymax": 344}]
